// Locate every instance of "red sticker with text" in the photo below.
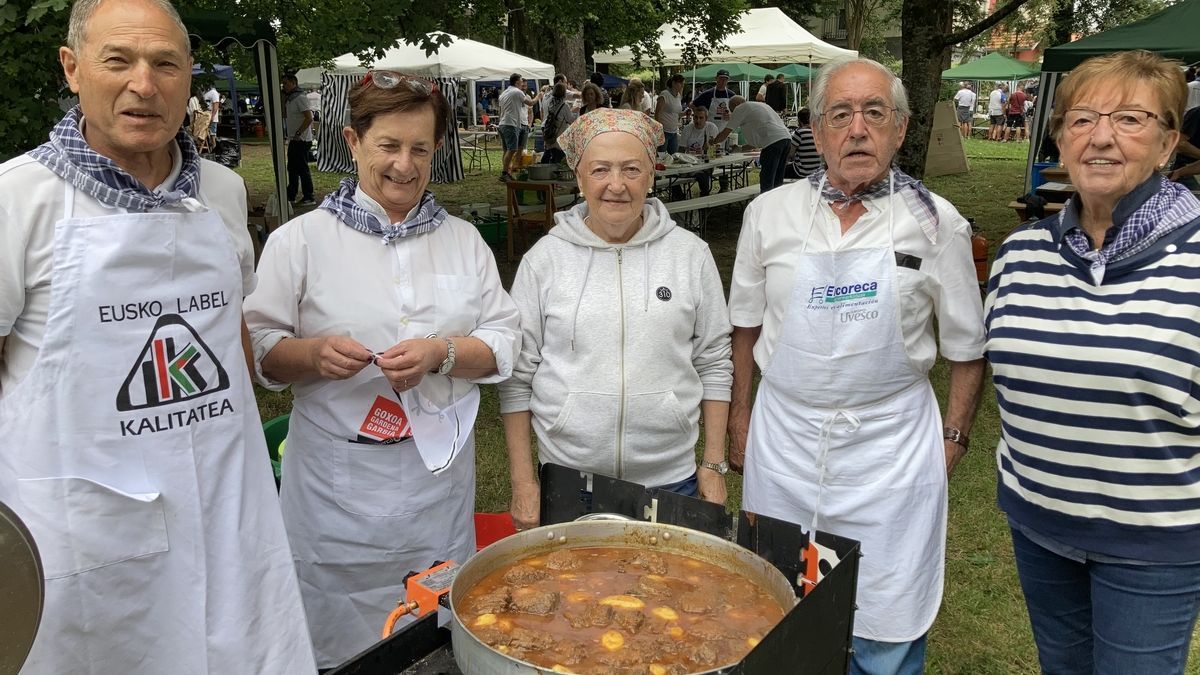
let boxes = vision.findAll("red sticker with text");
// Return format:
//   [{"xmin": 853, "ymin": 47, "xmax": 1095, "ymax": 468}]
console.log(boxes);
[{"xmin": 359, "ymin": 395, "xmax": 412, "ymax": 441}]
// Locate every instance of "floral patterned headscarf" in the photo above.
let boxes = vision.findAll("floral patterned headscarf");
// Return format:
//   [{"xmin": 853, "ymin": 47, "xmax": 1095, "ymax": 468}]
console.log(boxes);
[{"xmin": 559, "ymin": 108, "xmax": 665, "ymax": 170}]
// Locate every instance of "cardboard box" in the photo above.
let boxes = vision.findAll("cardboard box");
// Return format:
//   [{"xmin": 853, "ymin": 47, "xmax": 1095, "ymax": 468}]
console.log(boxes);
[{"xmin": 925, "ymin": 127, "xmax": 969, "ymax": 177}]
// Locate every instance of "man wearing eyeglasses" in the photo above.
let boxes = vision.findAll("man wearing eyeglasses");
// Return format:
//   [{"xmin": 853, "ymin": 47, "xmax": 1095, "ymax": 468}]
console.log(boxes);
[
  {"xmin": 0, "ymin": 0, "xmax": 315, "ymax": 672},
  {"xmin": 727, "ymin": 57, "xmax": 985, "ymax": 675}
]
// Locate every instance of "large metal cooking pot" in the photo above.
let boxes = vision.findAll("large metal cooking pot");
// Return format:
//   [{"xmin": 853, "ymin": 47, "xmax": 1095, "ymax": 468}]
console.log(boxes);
[{"xmin": 449, "ymin": 519, "xmax": 797, "ymax": 675}]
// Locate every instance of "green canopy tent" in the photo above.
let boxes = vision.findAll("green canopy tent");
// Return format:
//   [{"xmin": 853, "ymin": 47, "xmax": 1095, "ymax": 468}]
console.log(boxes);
[
  {"xmin": 776, "ymin": 64, "xmax": 818, "ymax": 81},
  {"xmin": 680, "ymin": 62, "xmax": 774, "ymax": 100},
  {"xmin": 941, "ymin": 52, "xmax": 1039, "ymax": 80},
  {"xmin": 1041, "ymin": 0, "xmax": 1200, "ymax": 71},
  {"xmin": 1026, "ymin": 0, "xmax": 1200, "ymax": 190}
]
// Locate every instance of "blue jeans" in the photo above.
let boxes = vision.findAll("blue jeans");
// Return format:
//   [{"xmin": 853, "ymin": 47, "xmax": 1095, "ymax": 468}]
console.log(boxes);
[
  {"xmin": 659, "ymin": 132, "xmax": 679, "ymax": 155},
  {"xmin": 578, "ymin": 472, "xmax": 699, "ymax": 511},
  {"xmin": 1012, "ymin": 527, "xmax": 1200, "ymax": 675},
  {"xmin": 758, "ymin": 138, "xmax": 790, "ymax": 192},
  {"xmin": 850, "ymin": 635, "xmax": 926, "ymax": 675}
]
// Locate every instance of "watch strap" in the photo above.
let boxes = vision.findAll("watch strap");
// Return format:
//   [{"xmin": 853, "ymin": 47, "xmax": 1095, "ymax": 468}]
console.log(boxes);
[{"xmin": 943, "ymin": 426, "xmax": 969, "ymax": 450}]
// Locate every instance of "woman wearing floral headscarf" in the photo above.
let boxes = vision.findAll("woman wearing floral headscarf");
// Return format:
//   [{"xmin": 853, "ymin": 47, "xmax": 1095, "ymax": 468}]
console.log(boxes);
[
  {"xmin": 499, "ymin": 108, "xmax": 734, "ymax": 529},
  {"xmin": 243, "ymin": 73, "xmax": 519, "ymax": 666}
]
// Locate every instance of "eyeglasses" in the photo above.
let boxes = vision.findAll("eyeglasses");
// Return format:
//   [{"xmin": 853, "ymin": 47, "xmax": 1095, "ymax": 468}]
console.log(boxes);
[
  {"xmin": 822, "ymin": 105, "xmax": 897, "ymax": 129},
  {"xmin": 363, "ymin": 71, "xmax": 439, "ymax": 96},
  {"xmin": 1062, "ymin": 108, "xmax": 1162, "ymax": 135}
]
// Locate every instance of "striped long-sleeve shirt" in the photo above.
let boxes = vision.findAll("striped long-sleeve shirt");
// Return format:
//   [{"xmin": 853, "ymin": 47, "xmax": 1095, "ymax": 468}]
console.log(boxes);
[{"xmin": 984, "ymin": 202, "xmax": 1200, "ymax": 563}]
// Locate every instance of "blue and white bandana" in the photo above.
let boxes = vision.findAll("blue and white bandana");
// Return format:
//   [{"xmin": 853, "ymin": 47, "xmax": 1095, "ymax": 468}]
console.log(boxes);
[
  {"xmin": 319, "ymin": 177, "xmax": 447, "ymax": 245},
  {"xmin": 28, "ymin": 105, "xmax": 201, "ymax": 211},
  {"xmin": 1062, "ymin": 175, "xmax": 1200, "ymax": 270},
  {"xmin": 808, "ymin": 167, "xmax": 940, "ymax": 243}
]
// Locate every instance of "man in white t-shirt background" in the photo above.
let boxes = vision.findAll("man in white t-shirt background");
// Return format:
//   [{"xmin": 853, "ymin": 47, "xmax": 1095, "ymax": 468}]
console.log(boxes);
[
  {"xmin": 712, "ymin": 97, "xmax": 792, "ymax": 192},
  {"xmin": 953, "ymin": 81, "xmax": 977, "ymax": 139},
  {"xmin": 203, "ymin": 84, "xmax": 221, "ymax": 136},
  {"xmin": 497, "ymin": 73, "xmax": 542, "ymax": 181},
  {"xmin": 987, "ymin": 83, "xmax": 1005, "ymax": 141}
]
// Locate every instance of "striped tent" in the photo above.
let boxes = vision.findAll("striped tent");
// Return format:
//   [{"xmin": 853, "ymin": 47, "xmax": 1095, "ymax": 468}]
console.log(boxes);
[{"xmin": 316, "ymin": 74, "xmax": 464, "ymax": 183}]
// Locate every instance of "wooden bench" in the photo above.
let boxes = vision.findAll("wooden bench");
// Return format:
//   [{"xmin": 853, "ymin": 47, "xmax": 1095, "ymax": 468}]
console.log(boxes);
[
  {"xmin": 666, "ymin": 185, "xmax": 761, "ymax": 237},
  {"xmin": 1009, "ymin": 200, "xmax": 1065, "ymax": 224}
]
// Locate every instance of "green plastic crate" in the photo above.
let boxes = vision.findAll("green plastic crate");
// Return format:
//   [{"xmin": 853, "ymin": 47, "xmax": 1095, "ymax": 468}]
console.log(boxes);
[{"xmin": 474, "ymin": 217, "xmax": 507, "ymax": 245}]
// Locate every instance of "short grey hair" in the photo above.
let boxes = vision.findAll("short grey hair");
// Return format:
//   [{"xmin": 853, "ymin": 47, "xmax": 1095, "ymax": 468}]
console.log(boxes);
[
  {"xmin": 810, "ymin": 57, "xmax": 910, "ymax": 128},
  {"xmin": 67, "ymin": 0, "xmax": 189, "ymax": 53}
]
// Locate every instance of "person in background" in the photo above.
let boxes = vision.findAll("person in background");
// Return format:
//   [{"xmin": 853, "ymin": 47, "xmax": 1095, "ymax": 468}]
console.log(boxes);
[
  {"xmin": 282, "ymin": 73, "xmax": 315, "ymax": 206},
  {"xmin": 766, "ymin": 73, "xmax": 789, "ymax": 114},
  {"xmin": 578, "ymin": 82, "xmax": 605, "ymax": 115},
  {"xmin": 1005, "ymin": 85, "xmax": 1028, "ymax": 141},
  {"xmin": 693, "ymin": 69, "xmax": 737, "ymax": 148},
  {"xmin": 620, "ymin": 77, "xmax": 653, "ymax": 114},
  {"xmin": 985, "ymin": 50, "xmax": 1200, "ymax": 675},
  {"xmin": 755, "ymin": 73, "xmax": 772, "ymax": 102},
  {"xmin": 498, "ymin": 72, "xmax": 543, "ymax": 181},
  {"xmin": 0, "ymin": 0, "xmax": 316, "ymax": 671},
  {"xmin": 540, "ymin": 81, "xmax": 576, "ymax": 164},
  {"xmin": 1169, "ymin": 105, "xmax": 1200, "ymax": 188},
  {"xmin": 712, "ymin": 96, "xmax": 792, "ymax": 192},
  {"xmin": 500, "ymin": 109, "xmax": 732, "ymax": 530},
  {"xmin": 954, "ymin": 81, "xmax": 977, "ymax": 139},
  {"xmin": 729, "ymin": 57, "xmax": 986, "ymax": 675},
  {"xmin": 784, "ymin": 107, "xmax": 821, "ymax": 179},
  {"xmin": 244, "ymin": 71, "xmax": 519, "ymax": 667},
  {"xmin": 1187, "ymin": 70, "xmax": 1200, "ymax": 111},
  {"xmin": 590, "ymin": 72, "xmax": 612, "ymax": 108},
  {"xmin": 307, "ymin": 87, "xmax": 322, "ymax": 124},
  {"xmin": 655, "ymin": 74, "xmax": 685, "ymax": 154},
  {"xmin": 679, "ymin": 104, "xmax": 718, "ymax": 196},
  {"xmin": 987, "ymin": 82, "xmax": 1006, "ymax": 141},
  {"xmin": 204, "ymin": 82, "xmax": 220, "ymax": 136}
]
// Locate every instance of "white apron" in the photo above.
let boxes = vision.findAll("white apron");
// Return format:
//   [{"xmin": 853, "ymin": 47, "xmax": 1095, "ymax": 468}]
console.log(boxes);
[
  {"xmin": 282, "ymin": 332, "xmax": 477, "ymax": 667},
  {"xmin": 742, "ymin": 175, "xmax": 947, "ymax": 642},
  {"xmin": 0, "ymin": 183, "xmax": 315, "ymax": 674}
]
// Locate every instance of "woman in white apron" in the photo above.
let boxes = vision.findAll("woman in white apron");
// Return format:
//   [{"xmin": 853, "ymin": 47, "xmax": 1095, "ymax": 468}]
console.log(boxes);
[{"xmin": 243, "ymin": 72, "xmax": 519, "ymax": 668}]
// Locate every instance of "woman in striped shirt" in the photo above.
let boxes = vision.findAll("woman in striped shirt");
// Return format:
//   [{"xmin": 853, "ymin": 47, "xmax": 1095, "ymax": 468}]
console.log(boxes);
[{"xmin": 985, "ymin": 50, "xmax": 1200, "ymax": 674}]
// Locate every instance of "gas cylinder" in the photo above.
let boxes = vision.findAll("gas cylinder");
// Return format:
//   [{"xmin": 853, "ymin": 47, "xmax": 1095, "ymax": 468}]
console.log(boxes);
[{"xmin": 969, "ymin": 218, "xmax": 989, "ymax": 286}]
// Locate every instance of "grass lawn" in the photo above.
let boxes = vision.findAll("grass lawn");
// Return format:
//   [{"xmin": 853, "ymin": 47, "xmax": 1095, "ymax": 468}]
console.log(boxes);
[{"xmin": 235, "ymin": 138, "xmax": 1200, "ymax": 674}]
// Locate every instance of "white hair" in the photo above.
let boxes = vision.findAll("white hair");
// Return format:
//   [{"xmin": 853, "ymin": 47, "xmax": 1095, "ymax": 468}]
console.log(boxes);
[
  {"xmin": 810, "ymin": 57, "xmax": 910, "ymax": 128},
  {"xmin": 67, "ymin": 0, "xmax": 189, "ymax": 53}
]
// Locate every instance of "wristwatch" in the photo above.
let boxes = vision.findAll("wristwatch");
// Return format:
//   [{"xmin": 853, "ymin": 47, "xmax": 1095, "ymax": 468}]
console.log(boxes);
[
  {"xmin": 943, "ymin": 426, "xmax": 969, "ymax": 450},
  {"xmin": 436, "ymin": 337, "xmax": 456, "ymax": 375},
  {"xmin": 700, "ymin": 460, "xmax": 729, "ymax": 475}
]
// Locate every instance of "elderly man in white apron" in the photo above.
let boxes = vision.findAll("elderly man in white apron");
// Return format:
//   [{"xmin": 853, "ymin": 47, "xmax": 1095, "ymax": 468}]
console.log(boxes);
[
  {"xmin": 728, "ymin": 58, "xmax": 986, "ymax": 675},
  {"xmin": 0, "ymin": 1, "xmax": 315, "ymax": 672}
]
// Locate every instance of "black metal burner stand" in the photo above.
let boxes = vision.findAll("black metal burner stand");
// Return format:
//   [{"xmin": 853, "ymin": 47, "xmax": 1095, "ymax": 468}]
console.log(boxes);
[{"xmin": 331, "ymin": 463, "xmax": 861, "ymax": 675}]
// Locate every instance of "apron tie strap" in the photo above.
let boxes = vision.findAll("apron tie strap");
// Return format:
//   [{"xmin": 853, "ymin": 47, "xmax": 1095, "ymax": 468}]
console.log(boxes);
[{"xmin": 811, "ymin": 410, "xmax": 861, "ymax": 533}]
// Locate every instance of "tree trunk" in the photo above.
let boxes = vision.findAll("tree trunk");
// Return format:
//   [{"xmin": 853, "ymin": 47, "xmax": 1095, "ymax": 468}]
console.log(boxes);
[
  {"xmin": 554, "ymin": 27, "xmax": 587, "ymax": 88},
  {"xmin": 846, "ymin": 0, "xmax": 869, "ymax": 51},
  {"xmin": 898, "ymin": 0, "xmax": 1036, "ymax": 176},
  {"xmin": 898, "ymin": 0, "xmax": 954, "ymax": 177}
]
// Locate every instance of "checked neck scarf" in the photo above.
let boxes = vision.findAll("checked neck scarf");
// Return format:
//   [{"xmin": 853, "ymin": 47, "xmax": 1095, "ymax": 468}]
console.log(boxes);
[
  {"xmin": 319, "ymin": 177, "xmax": 447, "ymax": 245},
  {"xmin": 808, "ymin": 167, "xmax": 940, "ymax": 243},
  {"xmin": 28, "ymin": 106, "xmax": 201, "ymax": 211}
]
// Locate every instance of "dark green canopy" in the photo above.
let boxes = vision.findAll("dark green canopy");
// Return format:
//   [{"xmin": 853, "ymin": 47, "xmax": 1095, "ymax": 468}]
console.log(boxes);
[
  {"xmin": 1042, "ymin": 0, "xmax": 1200, "ymax": 72},
  {"xmin": 941, "ymin": 52, "xmax": 1039, "ymax": 81}
]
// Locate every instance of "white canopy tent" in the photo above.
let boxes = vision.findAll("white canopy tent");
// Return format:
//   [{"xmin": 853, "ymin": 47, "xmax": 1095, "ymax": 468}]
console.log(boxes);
[
  {"xmin": 593, "ymin": 8, "xmax": 856, "ymax": 67},
  {"xmin": 594, "ymin": 8, "xmax": 854, "ymax": 112},
  {"xmin": 296, "ymin": 32, "xmax": 555, "ymax": 127}
]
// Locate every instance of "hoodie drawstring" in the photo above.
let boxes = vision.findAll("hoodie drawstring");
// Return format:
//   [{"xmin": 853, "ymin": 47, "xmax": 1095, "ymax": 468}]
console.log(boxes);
[
  {"xmin": 570, "ymin": 247, "xmax": 595, "ymax": 351},
  {"xmin": 642, "ymin": 240, "xmax": 650, "ymax": 312}
]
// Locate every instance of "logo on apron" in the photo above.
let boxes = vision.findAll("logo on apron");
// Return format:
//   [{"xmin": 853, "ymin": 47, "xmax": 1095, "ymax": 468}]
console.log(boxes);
[
  {"xmin": 357, "ymin": 395, "xmax": 413, "ymax": 443},
  {"xmin": 806, "ymin": 280, "xmax": 879, "ymax": 309},
  {"xmin": 116, "ymin": 314, "xmax": 230, "ymax": 411}
]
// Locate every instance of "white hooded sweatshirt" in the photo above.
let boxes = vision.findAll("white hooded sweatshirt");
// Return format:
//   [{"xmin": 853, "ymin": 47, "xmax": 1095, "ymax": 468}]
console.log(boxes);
[{"xmin": 499, "ymin": 198, "xmax": 733, "ymax": 487}]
